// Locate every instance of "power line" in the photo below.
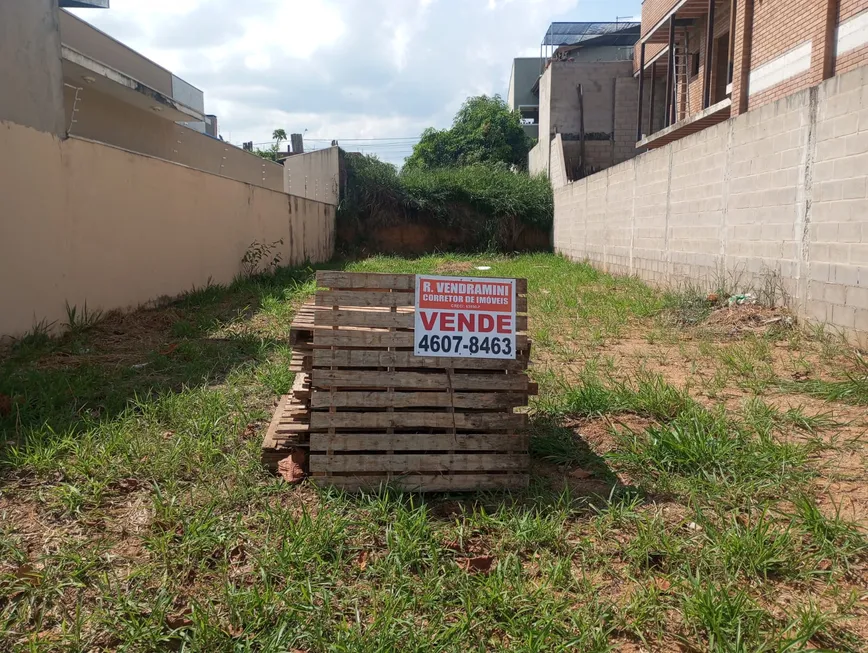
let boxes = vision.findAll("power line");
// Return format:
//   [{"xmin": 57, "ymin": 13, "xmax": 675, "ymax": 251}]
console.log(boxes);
[{"xmin": 305, "ymin": 137, "xmax": 421, "ymax": 142}]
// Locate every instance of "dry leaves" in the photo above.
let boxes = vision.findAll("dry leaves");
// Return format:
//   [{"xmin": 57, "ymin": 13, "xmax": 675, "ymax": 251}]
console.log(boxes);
[
  {"xmin": 226, "ymin": 624, "xmax": 244, "ymax": 638},
  {"xmin": 113, "ymin": 478, "xmax": 142, "ymax": 493},
  {"xmin": 165, "ymin": 607, "xmax": 193, "ymax": 629},
  {"xmin": 15, "ymin": 564, "xmax": 41, "ymax": 587},
  {"xmin": 653, "ymin": 577, "xmax": 672, "ymax": 592},
  {"xmin": 278, "ymin": 449, "xmax": 307, "ymax": 484},
  {"xmin": 458, "ymin": 555, "xmax": 495, "ymax": 574}
]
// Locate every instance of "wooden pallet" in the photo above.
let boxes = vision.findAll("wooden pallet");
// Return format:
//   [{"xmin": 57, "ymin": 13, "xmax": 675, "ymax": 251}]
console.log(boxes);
[{"xmin": 305, "ymin": 271, "xmax": 534, "ymax": 492}]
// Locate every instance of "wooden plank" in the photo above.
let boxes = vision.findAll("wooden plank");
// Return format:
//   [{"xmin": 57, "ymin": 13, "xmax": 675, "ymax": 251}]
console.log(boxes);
[
  {"xmin": 317, "ymin": 271, "xmax": 416, "ymax": 291},
  {"xmin": 310, "ymin": 473, "xmax": 529, "ymax": 492},
  {"xmin": 310, "ymin": 453, "xmax": 529, "ymax": 473},
  {"xmin": 314, "ymin": 309, "xmax": 528, "ymax": 331},
  {"xmin": 311, "ymin": 349, "xmax": 529, "ymax": 371},
  {"xmin": 316, "ymin": 291, "xmax": 528, "ymax": 312},
  {"xmin": 309, "ymin": 412, "xmax": 527, "ymax": 430},
  {"xmin": 310, "ymin": 391, "xmax": 530, "ymax": 409},
  {"xmin": 261, "ymin": 394, "xmax": 291, "ymax": 450},
  {"xmin": 315, "ymin": 310, "xmax": 413, "ymax": 329},
  {"xmin": 317, "ymin": 271, "xmax": 529, "ymax": 294},
  {"xmin": 310, "ymin": 433, "xmax": 528, "ymax": 452},
  {"xmin": 274, "ymin": 423, "xmax": 309, "ymax": 434},
  {"xmin": 316, "ymin": 291, "xmax": 414, "ymax": 307},
  {"xmin": 291, "ymin": 373, "xmax": 310, "ymax": 400},
  {"xmin": 310, "ymin": 370, "xmax": 531, "ymax": 391},
  {"xmin": 313, "ymin": 330, "xmax": 529, "ymax": 350}
]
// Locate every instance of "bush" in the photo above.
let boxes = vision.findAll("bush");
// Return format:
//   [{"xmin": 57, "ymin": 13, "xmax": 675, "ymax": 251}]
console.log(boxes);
[{"xmin": 338, "ymin": 153, "xmax": 553, "ymax": 253}]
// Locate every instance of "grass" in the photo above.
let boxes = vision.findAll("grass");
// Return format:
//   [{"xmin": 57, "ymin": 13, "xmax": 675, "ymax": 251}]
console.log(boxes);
[{"xmin": 1, "ymin": 253, "xmax": 867, "ymax": 651}]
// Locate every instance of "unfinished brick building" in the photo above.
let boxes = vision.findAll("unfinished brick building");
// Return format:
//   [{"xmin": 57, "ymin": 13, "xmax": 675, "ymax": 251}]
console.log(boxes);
[{"xmin": 636, "ymin": 0, "xmax": 868, "ymax": 148}]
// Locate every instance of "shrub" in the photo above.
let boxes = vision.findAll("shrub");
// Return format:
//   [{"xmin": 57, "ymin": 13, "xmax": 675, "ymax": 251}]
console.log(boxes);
[{"xmin": 338, "ymin": 153, "xmax": 553, "ymax": 253}]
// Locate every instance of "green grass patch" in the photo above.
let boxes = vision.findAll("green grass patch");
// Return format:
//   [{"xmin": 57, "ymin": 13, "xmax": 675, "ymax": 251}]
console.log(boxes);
[{"xmin": 1, "ymin": 252, "xmax": 865, "ymax": 651}]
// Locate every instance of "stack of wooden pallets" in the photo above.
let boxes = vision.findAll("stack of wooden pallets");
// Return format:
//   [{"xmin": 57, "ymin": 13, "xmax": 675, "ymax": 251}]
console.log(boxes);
[
  {"xmin": 260, "ymin": 305, "xmax": 315, "ymax": 471},
  {"xmin": 262, "ymin": 271, "xmax": 535, "ymax": 492}
]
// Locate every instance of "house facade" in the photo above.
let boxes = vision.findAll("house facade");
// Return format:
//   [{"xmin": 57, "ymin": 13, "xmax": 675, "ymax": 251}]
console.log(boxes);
[
  {"xmin": 507, "ymin": 58, "xmax": 542, "ymax": 140},
  {"xmin": 0, "ymin": 0, "xmax": 336, "ymax": 338},
  {"xmin": 526, "ymin": 22, "xmax": 662, "ymax": 181},
  {"xmin": 635, "ymin": 0, "xmax": 868, "ymax": 148}
]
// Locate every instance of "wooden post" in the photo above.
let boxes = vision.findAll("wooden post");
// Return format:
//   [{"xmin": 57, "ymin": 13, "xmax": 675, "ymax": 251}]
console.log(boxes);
[
  {"xmin": 665, "ymin": 19, "xmax": 676, "ymax": 127},
  {"xmin": 818, "ymin": 0, "xmax": 840, "ymax": 82},
  {"xmin": 728, "ymin": 0, "xmax": 737, "ymax": 85},
  {"xmin": 649, "ymin": 62, "xmax": 657, "ymax": 136},
  {"xmin": 637, "ymin": 42, "xmax": 646, "ymax": 142},
  {"xmin": 703, "ymin": 0, "xmax": 717, "ymax": 108},
  {"xmin": 731, "ymin": 0, "xmax": 754, "ymax": 116}
]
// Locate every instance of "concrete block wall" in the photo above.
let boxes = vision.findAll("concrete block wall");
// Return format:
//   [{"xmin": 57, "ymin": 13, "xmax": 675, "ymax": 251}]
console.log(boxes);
[
  {"xmin": 552, "ymin": 65, "xmax": 868, "ymax": 344},
  {"xmin": 811, "ymin": 66, "xmax": 868, "ymax": 332}
]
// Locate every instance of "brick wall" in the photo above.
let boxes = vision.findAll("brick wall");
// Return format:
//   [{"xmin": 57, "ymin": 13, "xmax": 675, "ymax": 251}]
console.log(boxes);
[
  {"xmin": 643, "ymin": 1, "xmax": 868, "ymax": 127},
  {"xmin": 746, "ymin": 0, "xmax": 824, "ymax": 108},
  {"xmin": 642, "ymin": 0, "xmax": 681, "ymax": 37},
  {"xmin": 751, "ymin": 0, "xmax": 819, "ymax": 69},
  {"xmin": 552, "ymin": 64, "xmax": 868, "ymax": 344},
  {"xmin": 679, "ymin": 1, "xmax": 732, "ymax": 120},
  {"xmin": 837, "ymin": 3, "xmax": 868, "ymax": 74}
]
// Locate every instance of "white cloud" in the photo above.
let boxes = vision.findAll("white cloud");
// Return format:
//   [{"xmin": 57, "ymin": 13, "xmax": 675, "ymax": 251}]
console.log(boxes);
[{"xmin": 70, "ymin": 0, "xmax": 642, "ymax": 165}]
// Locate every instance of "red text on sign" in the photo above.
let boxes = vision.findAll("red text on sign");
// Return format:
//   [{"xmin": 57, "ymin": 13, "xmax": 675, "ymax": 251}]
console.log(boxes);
[{"xmin": 419, "ymin": 311, "xmax": 513, "ymax": 334}]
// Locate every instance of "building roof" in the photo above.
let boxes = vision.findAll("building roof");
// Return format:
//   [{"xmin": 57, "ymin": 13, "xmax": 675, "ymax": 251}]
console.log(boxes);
[
  {"xmin": 60, "ymin": 1, "xmax": 110, "ymax": 7},
  {"xmin": 542, "ymin": 22, "xmax": 640, "ymax": 47}
]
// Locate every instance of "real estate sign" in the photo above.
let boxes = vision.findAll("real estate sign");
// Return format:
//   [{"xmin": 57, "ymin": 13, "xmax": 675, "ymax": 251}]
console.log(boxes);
[{"xmin": 414, "ymin": 275, "xmax": 517, "ymax": 360}]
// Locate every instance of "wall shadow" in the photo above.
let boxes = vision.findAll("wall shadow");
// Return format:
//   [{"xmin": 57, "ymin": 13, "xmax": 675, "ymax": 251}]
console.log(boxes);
[{"xmin": 0, "ymin": 261, "xmax": 348, "ymax": 477}]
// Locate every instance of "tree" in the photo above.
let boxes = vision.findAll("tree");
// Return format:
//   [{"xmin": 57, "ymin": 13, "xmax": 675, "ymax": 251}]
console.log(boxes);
[
  {"xmin": 254, "ymin": 145, "xmax": 279, "ymax": 162},
  {"xmin": 272, "ymin": 128, "xmax": 288, "ymax": 151},
  {"xmin": 405, "ymin": 95, "xmax": 531, "ymax": 170}
]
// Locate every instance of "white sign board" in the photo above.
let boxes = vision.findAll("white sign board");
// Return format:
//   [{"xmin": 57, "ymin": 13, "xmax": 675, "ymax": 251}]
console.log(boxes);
[{"xmin": 414, "ymin": 275, "xmax": 517, "ymax": 359}]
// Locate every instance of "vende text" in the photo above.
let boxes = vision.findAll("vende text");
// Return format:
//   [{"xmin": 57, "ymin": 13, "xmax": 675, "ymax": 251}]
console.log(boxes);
[{"xmin": 419, "ymin": 312, "xmax": 513, "ymax": 333}]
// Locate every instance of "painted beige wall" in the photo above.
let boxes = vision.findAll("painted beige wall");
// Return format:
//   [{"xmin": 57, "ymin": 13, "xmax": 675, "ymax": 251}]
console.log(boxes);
[
  {"xmin": 283, "ymin": 147, "xmax": 340, "ymax": 205},
  {"xmin": 0, "ymin": 119, "xmax": 335, "ymax": 338},
  {"xmin": 552, "ymin": 65, "xmax": 868, "ymax": 344},
  {"xmin": 62, "ymin": 85, "xmax": 285, "ymax": 191},
  {"xmin": 0, "ymin": 0, "xmax": 65, "ymax": 134},
  {"xmin": 59, "ymin": 9, "xmax": 173, "ymax": 96}
]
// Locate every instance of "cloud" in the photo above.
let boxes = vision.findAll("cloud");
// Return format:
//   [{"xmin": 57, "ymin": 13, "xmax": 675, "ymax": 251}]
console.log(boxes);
[{"xmin": 70, "ymin": 0, "xmax": 640, "ymax": 164}]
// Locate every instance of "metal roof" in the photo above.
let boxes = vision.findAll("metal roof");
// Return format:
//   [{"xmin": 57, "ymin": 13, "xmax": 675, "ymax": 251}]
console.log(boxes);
[
  {"xmin": 60, "ymin": 1, "xmax": 110, "ymax": 7},
  {"xmin": 542, "ymin": 22, "xmax": 641, "ymax": 47}
]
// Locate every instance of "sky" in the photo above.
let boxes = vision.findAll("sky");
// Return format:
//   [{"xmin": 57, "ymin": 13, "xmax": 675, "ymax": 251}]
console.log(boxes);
[{"xmin": 71, "ymin": 0, "xmax": 641, "ymax": 165}]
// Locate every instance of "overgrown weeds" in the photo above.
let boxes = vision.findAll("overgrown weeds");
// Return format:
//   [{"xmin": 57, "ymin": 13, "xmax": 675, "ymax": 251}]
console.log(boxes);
[
  {"xmin": 1, "ymin": 252, "xmax": 866, "ymax": 652},
  {"xmin": 338, "ymin": 153, "xmax": 553, "ymax": 251}
]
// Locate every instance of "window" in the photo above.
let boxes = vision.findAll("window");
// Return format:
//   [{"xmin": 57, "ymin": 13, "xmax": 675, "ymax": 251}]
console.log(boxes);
[
  {"xmin": 690, "ymin": 52, "xmax": 700, "ymax": 77},
  {"xmin": 518, "ymin": 105, "xmax": 539, "ymax": 125}
]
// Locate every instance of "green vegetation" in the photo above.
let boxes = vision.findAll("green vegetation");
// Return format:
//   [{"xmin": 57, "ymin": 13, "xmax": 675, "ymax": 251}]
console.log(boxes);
[
  {"xmin": 1, "ymin": 253, "xmax": 866, "ymax": 651},
  {"xmin": 339, "ymin": 155, "xmax": 552, "ymax": 252},
  {"xmin": 405, "ymin": 95, "xmax": 532, "ymax": 171},
  {"xmin": 338, "ymin": 95, "xmax": 549, "ymax": 253}
]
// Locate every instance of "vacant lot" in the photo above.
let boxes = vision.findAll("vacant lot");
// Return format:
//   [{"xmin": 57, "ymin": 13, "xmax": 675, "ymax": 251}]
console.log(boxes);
[{"xmin": 1, "ymin": 253, "xmax": 866, "ymax": 652}]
